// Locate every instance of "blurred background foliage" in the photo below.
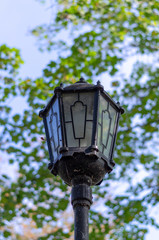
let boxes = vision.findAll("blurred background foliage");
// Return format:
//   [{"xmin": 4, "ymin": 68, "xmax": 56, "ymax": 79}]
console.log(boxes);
[{"xmin": 0, "ymin": 0, "xmax": 159, "ymax": 239}]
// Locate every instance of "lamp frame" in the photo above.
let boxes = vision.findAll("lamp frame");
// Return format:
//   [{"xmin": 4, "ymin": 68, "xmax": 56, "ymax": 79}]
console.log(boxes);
[{"xmin": 39, "ymin": 79, "xmax": 124, "ymax": 186}]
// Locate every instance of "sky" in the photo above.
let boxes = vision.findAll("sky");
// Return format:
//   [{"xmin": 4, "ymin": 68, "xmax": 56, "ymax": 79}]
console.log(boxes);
[
  {"xmin": 0, "ymin": 0, "xmax": 158, "ymax": 239},
  {"xmin": 0, "ymin": 0, "xmax": 52, "ymax": 79}
]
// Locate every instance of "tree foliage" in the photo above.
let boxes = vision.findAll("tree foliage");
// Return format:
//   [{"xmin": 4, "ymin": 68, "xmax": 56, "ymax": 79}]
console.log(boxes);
[{"xmin": 1, "ymin": 0, "xmax": 159, "ymax": 239}]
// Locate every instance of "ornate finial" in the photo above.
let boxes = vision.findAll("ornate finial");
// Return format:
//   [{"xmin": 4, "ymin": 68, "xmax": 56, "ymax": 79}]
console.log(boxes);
[
  {"xmin": 48, "ymin": 162, "xmax": 53, "ymax": 170},
  {"xmin": 96, "ymin": 80, "xmax": 104, "ymax": 91},
  {"xmin": 116, "ymin": 101, "xmax": 125, "ymax": 114},
  {"xmin": 79, "ymin": 77, "xmax": 85, "ymax": 82},
  {"xmin": 76, "ymin": 77, "xmax": 87, "ymax": 84},
  {"xmin": 39, "ymin": 105, "xmax": 46, "ymax": 118},
  {"xmin": 60, "ymin": 82, "xmax": 63, "ymax": 88}
]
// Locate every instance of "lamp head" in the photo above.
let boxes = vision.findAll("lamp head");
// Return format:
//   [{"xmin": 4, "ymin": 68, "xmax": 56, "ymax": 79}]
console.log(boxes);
[{"xmin": 39, "ymin": 78, "xmax": 124, "ymax": 186}]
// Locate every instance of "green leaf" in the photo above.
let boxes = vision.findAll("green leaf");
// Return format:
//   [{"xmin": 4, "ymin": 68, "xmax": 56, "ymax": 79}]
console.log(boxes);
[{"xmin": 4, "ymin": 230, "xmax": 11, "ymax": 237}]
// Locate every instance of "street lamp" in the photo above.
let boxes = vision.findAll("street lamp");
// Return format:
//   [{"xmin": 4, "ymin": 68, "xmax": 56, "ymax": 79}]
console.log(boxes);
[{"xmin": 39, "ymin": 78, "xmax": 124, "ymax": 240}]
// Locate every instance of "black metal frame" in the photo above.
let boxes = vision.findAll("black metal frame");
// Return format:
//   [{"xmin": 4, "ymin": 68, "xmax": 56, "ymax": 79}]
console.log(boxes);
[{"xmin": 39, "ymin": 78, "xmax": 124, "ymax": 184}]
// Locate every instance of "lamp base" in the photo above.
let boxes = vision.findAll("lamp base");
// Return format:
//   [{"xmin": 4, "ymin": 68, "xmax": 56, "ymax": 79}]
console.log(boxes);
[{"xmin": 53, "ymin": 152, "xmax": 112, "ymax": 186}]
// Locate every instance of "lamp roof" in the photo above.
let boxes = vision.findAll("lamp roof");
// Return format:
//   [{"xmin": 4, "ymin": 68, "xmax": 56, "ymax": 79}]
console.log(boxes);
[
  {"xmin": 55, "ymin": 77, "xmax": 103, "ymax": 92},
  {"xmin": 39, "ymin": 78, "xmax": 124, "ymax": 118}
]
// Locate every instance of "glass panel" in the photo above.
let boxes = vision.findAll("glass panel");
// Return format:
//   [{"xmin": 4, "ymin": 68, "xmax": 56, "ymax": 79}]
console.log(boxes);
[
  {"xmin": 62, "ymin": 93, "xmax": 78, "ymax": 122},
  {"xmin": 109, "ymin": 104, "xmax": 117, "ymax": 134},
  {"xmin": 98, "ymin": 95, "xmax": 108, "ymax": 124},
  {"xmin": 53, "ymin": 148, "xmax": 57, "ymax": 160},
  {"xmin": 62, "ymin": 92, "xmax": 94, "ymax": 149},
  {"xmin": 103, "ymin": 135, "xmax": 112, "ymax": 158},
  {"xmin": 46, "ymin": 109, "xmax": 53, "ymax": 138},
  {"xmin": 101, "ymin": 110, "xmax": 111, "ymax": 147},
  {"xmin": 46, "ymin": 99, "xmax": 60, "ymax": 136},
  {"xmin": 79, "ymin": 92, "xmax": 94, "ymax": 120},
  {"xmin": 71, "ymin": 101, "xmax": 86, "ymax": 139},
  {"xmin": 46, "ymin": 99, "xmax": 61, "ymax": 161},
  {"xmin": 53, "ymin": 99, "xmax": 60, "ymax": 126},
  {"xmin": 104, "ymin": 135, "xmax": 112, "ymax": 158},
  {"xmin": 50, "ymin": 140, "xmax": 54, "ymax": 156},
  {"xmin": 65, "ymin": 122, "xmax": 79, "ymax": 147},
  {"xmin": 52, "ymin": 113, "xmax": 59, "ymax": 149},
  {"xmin": 97, "ymin": 94, "xmax": 118, "ymax": 160},
  {"xmin": 80, "ymin": 121, "xmax": 93, "ymax": 147}
]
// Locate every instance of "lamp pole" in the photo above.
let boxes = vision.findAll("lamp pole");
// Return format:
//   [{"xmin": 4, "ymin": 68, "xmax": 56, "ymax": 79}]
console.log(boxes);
[
  {"xmin": 71, "ymin": 176, "xmax": 92, "ymax": 240},
  {"xmin": 39, "ymin": 78, "xmax": 124, "ymax": 240}
]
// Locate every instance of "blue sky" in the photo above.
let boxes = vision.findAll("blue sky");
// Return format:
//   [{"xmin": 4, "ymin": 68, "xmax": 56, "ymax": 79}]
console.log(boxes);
[
  {"xmin": 0, "ymin": 0, "xmax": 158, "ymax": 239},
  {"xmin": 0, "ymin": 0, "xmax": 52, "ymax": 78},
  {"xmin": 0, "ymin": 0, "xmax": 112, "ymax": 85}
]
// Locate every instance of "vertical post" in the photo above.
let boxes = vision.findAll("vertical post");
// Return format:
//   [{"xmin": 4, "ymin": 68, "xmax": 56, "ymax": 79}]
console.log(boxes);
[{"xmin": 71, "ymin": 176, "xmax": 92, "ymax": 240}]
